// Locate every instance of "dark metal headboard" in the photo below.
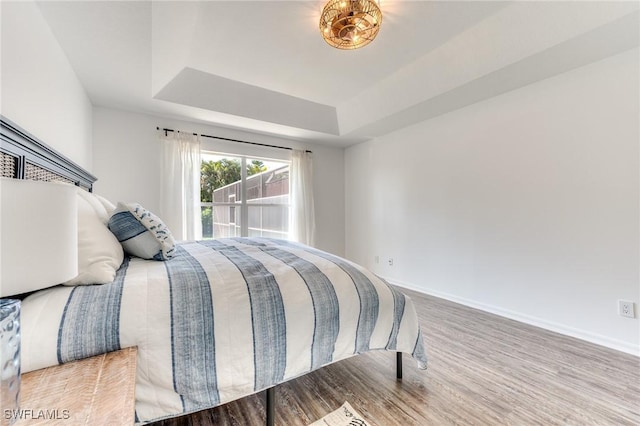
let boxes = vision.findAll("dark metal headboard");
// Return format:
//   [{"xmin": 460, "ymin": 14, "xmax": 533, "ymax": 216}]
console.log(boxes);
[{"xmin": 0, "ymin": 115, "xmax": 96, "ymax": 190}]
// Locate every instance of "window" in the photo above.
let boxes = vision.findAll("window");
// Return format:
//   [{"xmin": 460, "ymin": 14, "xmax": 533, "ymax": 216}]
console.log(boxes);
[{"xmin": 201, "ymin": 153, "xmax": 290, "ymax": 240}]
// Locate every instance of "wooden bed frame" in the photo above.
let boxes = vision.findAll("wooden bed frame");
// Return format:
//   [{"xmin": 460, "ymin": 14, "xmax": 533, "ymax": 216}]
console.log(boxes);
[
  {"xmin": 0, "ymin": 115, "xmax": 96, "ymax": 190},
  {"xmin": 0, "ymin": 115, "xmax": 403, "ymax": 426}
]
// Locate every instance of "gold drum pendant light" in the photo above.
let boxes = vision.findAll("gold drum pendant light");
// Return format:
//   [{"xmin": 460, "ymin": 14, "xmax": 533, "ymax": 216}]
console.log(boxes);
[{"xmin": 320, "ymin": 0, "xmax": 382, "ymax": 50}]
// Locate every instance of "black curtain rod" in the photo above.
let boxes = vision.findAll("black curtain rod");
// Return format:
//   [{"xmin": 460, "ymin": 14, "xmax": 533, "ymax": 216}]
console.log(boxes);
[{"xmin": 157, "ymin": 127, "xmax": 312, "ymax": 154}]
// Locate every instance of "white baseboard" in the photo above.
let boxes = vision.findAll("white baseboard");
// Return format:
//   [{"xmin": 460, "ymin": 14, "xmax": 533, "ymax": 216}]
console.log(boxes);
[{"xmin": 384, "ymin": 277, "xmax": 640, "ymax": 357}]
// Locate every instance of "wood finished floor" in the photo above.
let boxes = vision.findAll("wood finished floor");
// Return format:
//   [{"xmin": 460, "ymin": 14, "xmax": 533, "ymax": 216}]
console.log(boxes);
[{"xmin": 151, "ymin": 288, "xmax": 640, "ymax": 425}]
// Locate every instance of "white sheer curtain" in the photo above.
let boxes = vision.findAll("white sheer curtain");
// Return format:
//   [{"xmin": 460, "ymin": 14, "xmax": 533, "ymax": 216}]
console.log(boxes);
[
  {"xmin": 160, "ymin": 131, "xmax": 202, "ymax": 241},
  {"xmin": 289, "ymin": 150, "xmax": 316, "ymax": 246}
]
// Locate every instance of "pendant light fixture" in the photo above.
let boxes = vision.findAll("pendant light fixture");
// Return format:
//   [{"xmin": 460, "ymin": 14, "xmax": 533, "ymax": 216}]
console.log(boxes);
[{"xmin": 319, "ymin": 0, "xmax": 382, "ymax": 50}]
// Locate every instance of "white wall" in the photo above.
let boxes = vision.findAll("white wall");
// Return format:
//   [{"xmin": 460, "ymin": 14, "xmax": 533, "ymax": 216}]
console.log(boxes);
[
  {"xmin": 345, "ymin": 48, "xmax": 639, "ymax": 355},
  {"xmin": 0, "ymin": 1, "xmax": 92, "ymax": 170},
  {"xmin": 92, "ymin": 107, "xmax": 345, "ymax": 256}
]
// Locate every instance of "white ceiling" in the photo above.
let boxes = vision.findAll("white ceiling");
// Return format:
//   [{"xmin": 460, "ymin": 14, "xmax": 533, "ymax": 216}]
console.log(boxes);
[{"xmin": 36, "ymin": 1, "xmax": 639, "ymax": 146}]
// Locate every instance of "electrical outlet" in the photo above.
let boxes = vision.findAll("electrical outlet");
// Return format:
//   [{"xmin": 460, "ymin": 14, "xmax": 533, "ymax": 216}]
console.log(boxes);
[
  {"xmin": 374, "ymin": 256, "xmax": 379, "ymax": 264},
  {"xmin": 618, "ymin": 300, "xmax": 636, "ymax": 318},
  {"xmin": 388, "ymin": 258, "xmax": 394, "ymax": 266}
]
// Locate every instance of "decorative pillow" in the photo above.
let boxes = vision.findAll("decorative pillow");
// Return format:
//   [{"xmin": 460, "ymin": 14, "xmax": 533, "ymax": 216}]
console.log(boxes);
[
  {"xmin": 64, "ymin": 193, "xmax": 124, "ymax": 286},
  {"xmin": 108, "ymin": 202, "xmax": 176, "ymax": 261}
]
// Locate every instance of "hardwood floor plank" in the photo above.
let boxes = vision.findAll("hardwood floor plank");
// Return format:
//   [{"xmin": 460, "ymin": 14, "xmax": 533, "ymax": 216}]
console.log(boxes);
[{"xmin": 152, "ymin": 289, "xmax": 639, "ymax": 425}]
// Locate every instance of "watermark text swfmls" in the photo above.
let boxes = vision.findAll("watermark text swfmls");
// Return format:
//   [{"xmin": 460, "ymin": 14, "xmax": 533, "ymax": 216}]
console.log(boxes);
[{"xmin": 4, "ymin": 409, "xmax": 71, "ymax": 421}]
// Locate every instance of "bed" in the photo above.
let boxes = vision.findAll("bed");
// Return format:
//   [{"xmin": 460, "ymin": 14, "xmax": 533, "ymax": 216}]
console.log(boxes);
[{"xmin": 0, "ymin": 116, "xmax": 427, "ymax": 425}]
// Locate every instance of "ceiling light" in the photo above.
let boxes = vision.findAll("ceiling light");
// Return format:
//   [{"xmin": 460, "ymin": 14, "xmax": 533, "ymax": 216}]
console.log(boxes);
[{"xmin": 319, "ymin": 0, "xmax": 382, "ymax": 50}]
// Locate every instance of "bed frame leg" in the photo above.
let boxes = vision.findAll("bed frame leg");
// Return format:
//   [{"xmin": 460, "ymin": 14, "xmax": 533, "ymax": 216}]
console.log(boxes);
[
  {"xmin": 396, "ymin": 352, "xmax": 403, "ymax": 380},
  {"xmin": 266, "ymin": 386, "xmax": 275, "ymax": 426}
]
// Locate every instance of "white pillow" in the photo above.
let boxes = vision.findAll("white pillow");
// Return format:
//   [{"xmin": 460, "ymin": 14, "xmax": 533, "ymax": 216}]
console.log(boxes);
[
  {"xmin": 94, "ymin": 194, "xmax": 116, "ymax": 216},
  {"xmin": 76, "ymin": 188, "xmax": 110, "ymax": 225},
  {"xmin": 108, "ymin": 202, "xmax": 176, "ymax": 261},
  {"xmin": 63, "ymin": 193, "xmax": 124, "ymax": 286}
]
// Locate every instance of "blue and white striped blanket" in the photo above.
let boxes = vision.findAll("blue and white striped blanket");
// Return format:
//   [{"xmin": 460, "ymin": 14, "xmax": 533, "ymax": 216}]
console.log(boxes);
[{"xmin": 21, "ymin": 238, "xmax": 427, "ymax": 424}]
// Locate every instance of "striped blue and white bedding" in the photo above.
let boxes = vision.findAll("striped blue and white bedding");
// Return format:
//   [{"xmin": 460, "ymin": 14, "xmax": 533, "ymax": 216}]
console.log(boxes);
[{"xmin": 20, "ymin": 238, "xmax": 427, "ymax": 424}]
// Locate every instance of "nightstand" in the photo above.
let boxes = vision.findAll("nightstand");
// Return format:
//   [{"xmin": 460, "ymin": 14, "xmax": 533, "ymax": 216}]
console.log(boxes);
[{"xmin": 17, "ymin": 347, "xmax": 137, "ymax": 425}]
